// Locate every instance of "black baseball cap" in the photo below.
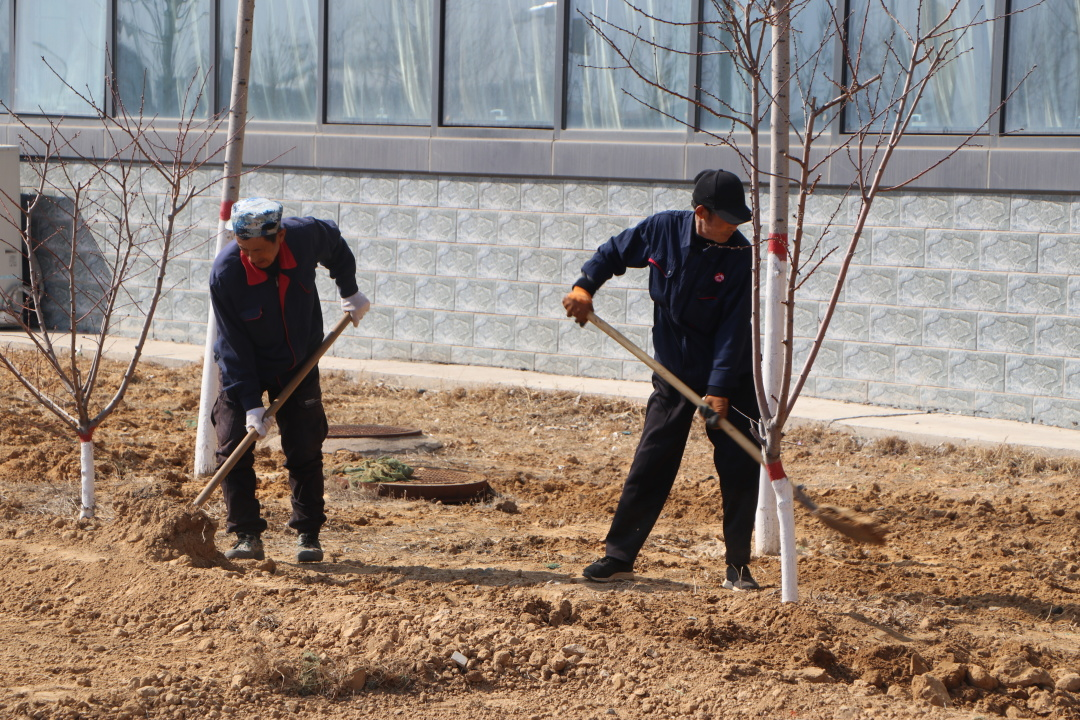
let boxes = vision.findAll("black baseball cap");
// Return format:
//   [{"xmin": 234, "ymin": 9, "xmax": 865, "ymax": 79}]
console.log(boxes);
[{"xmin": 691, "ymin": 169, "xmax": 752, "ymax": 225}]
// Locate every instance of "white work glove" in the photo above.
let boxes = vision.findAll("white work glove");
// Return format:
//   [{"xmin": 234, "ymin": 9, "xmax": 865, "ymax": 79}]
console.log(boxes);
[
  {"xmin": 341, "ymin": 290, "xmax": 371, "ymax": 327},
  {"xmin": 244, "ymin": 408, "xmax": 272, "ymax": 438}
]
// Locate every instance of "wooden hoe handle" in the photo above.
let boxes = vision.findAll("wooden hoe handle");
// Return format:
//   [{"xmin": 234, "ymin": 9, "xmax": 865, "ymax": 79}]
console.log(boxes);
[
  {"xmin": 585, "ymin": 311, "xmax": 764, "ymax": 465},
  {"xmin": 191, "ymin": 313, "xmax": 353, "ymax": 510}
]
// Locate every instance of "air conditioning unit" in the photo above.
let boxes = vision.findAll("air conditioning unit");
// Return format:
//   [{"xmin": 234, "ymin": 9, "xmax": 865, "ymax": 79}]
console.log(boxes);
[{"xmin": 0, "ymin": 145, "xmax": 23, "ymax": 328}]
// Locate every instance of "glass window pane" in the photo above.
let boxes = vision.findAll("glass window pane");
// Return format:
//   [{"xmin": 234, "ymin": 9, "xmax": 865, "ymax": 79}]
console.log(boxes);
[
  {"xmin": 700, "ymin": 0, "xmax": 842, "ymax": 131},
  {"xmin": 1005, "ymin": 0, "xmax": 1080, "ymax": 133},
  {"xmin": 219, "ymin": 0, "xmax": 318, "ymax": 122},
  {"xmin": 843, "ymin": 0, "xmax": 991, "ymax": 133},
  {"xmin": 698, "ymin": 5, "xmax": 750, "ymax": 131},
  {"xmin": 327, "ymin": 0, "xmax": 431, "ymax": 125},
  {"xmin": 442, "ymin": 0, "xmax": 556, "ymax": 127},
  {"xmin": 0, "ymin": 0, "xmax": 10, "ymax": 106},
  {"xmin": 15, "ymin": 0, "xmax": 107, "ymax": 115},
  {"xmin": 116, "ymin": 0, "xmax": 211, "ymax": 118},
  {"xmin": 566, "ymin": 0, "xmax": 690, "ymax": 130}
]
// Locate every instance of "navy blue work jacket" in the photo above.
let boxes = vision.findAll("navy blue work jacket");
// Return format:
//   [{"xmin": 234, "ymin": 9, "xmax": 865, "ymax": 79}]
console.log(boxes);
[
  {"xmin": 210, "ymin": 217, "xmax": 358, "ymax": 411},
  {"xmin": 574, "ymin": 210, "xmax": 753, "ymax": 398}
]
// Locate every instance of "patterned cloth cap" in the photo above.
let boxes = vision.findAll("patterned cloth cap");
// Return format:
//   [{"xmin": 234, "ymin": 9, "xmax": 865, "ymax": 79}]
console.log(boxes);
[{"xmin": 230, "ymin": 197, "xmax": 283, "ymax": 239}]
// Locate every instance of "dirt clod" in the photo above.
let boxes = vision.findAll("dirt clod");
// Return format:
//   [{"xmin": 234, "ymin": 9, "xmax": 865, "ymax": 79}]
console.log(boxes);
[{"xmin": 105, "ymin": 494, "xmax": 220, "ymax": 566}]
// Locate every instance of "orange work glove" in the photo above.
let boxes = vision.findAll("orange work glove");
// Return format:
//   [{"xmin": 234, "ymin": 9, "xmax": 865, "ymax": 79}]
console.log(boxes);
[
  {"xmin": 562, "ymin": 286, "xmax": 594, "ymax": 327},
  {"xmin": 703, "ymin": 395, "xmax": 730, "ymax": 421}
]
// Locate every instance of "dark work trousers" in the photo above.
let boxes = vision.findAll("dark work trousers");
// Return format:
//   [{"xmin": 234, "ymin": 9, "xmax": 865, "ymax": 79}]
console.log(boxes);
[
  {"xmin": 604, "ymin": 373, "xmax": 760, "ymax": 568},
  {"xmin": 211, "ymin": 367, "xmax": 329, "ymax": 536}
]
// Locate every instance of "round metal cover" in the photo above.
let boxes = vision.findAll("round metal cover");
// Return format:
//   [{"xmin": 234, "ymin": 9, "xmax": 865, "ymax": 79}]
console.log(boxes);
[
  {"xmin": 376, "ymin": 467, "xmax": 490, "ymax": 503},
  {"xmin": 327, "ymin": 424, "xmax": 422, "ymax": 439}
]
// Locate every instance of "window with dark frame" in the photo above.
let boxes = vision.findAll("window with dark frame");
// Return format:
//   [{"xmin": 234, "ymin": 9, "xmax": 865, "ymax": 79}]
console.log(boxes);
[{"xmin": 0, "ymin": 0, "xmax": 1075, "ymax": 142}]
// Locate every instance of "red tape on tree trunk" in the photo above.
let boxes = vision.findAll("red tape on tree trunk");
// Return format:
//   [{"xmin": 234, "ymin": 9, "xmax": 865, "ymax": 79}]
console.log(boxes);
[
  {"xmin": 767, "ymin": 233, "xmax": 789, "ymax": 260},
  {"xmin": 766, "ymin": 460, "xmax": 787, "ymax": 481}
]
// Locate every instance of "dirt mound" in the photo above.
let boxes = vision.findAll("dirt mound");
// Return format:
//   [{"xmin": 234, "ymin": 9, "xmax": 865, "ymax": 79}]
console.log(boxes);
[
  {"xmin": 103, "ymin": 490, "xmax": 221, "ymax": 567},
  {"xmin": 852, "ymin": 642, "xmax": 915, "ymax": 687}
]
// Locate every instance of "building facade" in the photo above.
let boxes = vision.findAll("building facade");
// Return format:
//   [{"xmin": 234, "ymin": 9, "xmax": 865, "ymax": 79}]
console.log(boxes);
[{"xmin": 1, "ymin": 1, "xmax": 1078, "ymax": 429}]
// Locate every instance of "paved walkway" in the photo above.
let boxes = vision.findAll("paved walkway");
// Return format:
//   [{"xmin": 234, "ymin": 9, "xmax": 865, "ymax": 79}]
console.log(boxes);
[{"xmin": 3, "ymin": 330, "xmax": 1080, "ymax": 458}]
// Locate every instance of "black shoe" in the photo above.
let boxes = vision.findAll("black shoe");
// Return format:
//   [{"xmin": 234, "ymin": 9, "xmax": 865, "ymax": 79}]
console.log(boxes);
[
  {"xmin": 582, "ymin": 556, "xmax": 634, "ymax": 582},
  {"xmin": 723, "ymin": 564, "xmax": 759, "ymax": 591},
  {"xmin": 224, "ymin": 533, "xmax": 264, "ymax": 560},
  {"xmin": 297, "ymin": 533, "xmax": 323, "ymax": 563}
]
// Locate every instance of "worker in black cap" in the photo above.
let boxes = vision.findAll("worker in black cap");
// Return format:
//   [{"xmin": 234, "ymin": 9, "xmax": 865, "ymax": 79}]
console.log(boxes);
[{"xmin": 562, "ymin": 169, "xmax": 761, "ymax": 591}]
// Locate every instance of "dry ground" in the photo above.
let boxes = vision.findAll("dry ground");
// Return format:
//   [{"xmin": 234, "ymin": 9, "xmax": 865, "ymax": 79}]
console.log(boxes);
[{"xmin": 1, "ymin": 351, "xmax": 1080, "ymax": 720}]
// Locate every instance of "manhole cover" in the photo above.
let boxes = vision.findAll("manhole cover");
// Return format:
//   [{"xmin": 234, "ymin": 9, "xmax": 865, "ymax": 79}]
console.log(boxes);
[
  {"xmin": 376, "ymin": 467, "xmax": 490, "ymax": 504},
  {"xmin": 327, "ymin": 424, "xmax": 423, "ymax": 439}
]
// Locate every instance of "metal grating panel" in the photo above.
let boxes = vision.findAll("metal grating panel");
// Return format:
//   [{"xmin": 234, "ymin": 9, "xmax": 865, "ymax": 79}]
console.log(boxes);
[
  {"xmin": 327, "ymin": 424, "xmax": 422, "ymax": 439},
  {"xmin": 408, "ymin": 467, "xmax": 481, "ymax": 485},
  {"xmin": 375, "ymin": 466, "xmax": 490, "ymax": 503}
]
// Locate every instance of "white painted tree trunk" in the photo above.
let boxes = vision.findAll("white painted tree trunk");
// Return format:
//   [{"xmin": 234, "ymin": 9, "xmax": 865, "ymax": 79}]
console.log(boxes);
[
  {"xmin": 773, "ymin": 476, "xmax": 798, "ymax": 600},
  {"xmin": 764, "ymin": 0, "xmax": 799, "ymax": 603},
  {"xmin": 754, "ymin": 234, "xmax": 787, "ymax": 556},
  {"xmin": 79, "ymin": 438, "xmax": 94, "ymax": 519},
  {"xmin": 754, "ymin": 466, "xmax": 777, "ymax": 555},
  {"xmin": 194, "ymin": 0, "xmax": 257, "ymax": 475}
]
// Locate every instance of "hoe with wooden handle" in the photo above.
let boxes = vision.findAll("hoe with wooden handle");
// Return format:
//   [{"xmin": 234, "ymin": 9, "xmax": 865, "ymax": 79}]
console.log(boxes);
[
  {"xmin": 586, "ymin": 311, "xmax": 886, "ymax": 545},
  {"xmin": 191, "ymin": 313, "xmax": 353, "ymax": 510}
]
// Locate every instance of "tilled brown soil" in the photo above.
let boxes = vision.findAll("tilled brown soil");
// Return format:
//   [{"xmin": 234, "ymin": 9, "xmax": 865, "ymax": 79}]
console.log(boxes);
[{"xmin": 1, "ymin": 352, "xmax": 1080, "ymax": 720}]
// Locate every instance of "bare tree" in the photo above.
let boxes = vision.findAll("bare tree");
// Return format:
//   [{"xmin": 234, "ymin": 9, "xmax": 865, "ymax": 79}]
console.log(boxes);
[
  {"xmin": 0, "ymin": 69, "xmax": 227, "ymax": 518},
  {"xmin": 579, "ymin": 0, "xmax": 1036, "ymax": 601}
]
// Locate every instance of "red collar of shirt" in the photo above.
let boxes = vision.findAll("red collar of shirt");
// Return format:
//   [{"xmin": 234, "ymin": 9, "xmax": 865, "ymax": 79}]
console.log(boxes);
[{"xmin": 239, "ymin": 238, "xmax": 297, "ymax": 284}]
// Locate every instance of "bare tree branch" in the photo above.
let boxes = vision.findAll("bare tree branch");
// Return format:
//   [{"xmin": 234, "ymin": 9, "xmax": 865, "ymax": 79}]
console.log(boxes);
[
  {"xmin": 0, "ymin": 61, "xmax": 231, "ymax": 516},
  {"xmin": 580, "ymin": 0, "xmax": 1043, "ymax": 455}
]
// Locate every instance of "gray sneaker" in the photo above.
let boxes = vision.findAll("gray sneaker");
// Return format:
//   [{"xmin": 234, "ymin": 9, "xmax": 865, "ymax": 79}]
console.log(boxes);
[
  {"xmin": 722, "ymin": 564, "xmax": 759, "ymax": 591},
  {"xmin": 224, "ymin": 533, "xmax": 264, "ymax": 560},
  {"xmin": 296, "ymin": 533, "xmax": 323, "ymax": 563}
]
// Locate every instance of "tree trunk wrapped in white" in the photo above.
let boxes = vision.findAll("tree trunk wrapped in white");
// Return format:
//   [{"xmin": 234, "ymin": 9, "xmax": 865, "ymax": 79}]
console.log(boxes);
[{"xmin": 194, "ymin": 0, "xmax": 256, "ymax": 477}]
